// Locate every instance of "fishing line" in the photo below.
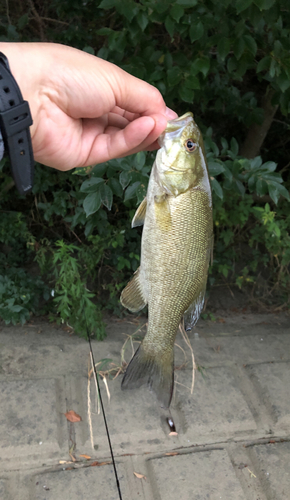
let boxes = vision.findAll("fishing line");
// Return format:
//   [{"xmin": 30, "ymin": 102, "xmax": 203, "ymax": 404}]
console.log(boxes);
[{"xmin": 87, "ymin": 329, "xmax": 123, "ymax": 500}]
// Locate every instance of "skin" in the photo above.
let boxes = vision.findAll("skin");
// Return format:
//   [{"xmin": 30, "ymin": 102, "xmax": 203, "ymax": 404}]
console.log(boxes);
[{"xmin": 0, "ymin": 42, "xmax": 177, "ymax": 170}]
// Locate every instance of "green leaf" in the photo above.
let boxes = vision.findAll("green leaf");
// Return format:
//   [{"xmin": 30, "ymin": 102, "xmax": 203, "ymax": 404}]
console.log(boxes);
[
  {"xmin": 235, "ymin": 55, "xmax": 249, "ymax": 77},
  {"xmin": 233, "ymin": 37, "xmax": 245, "ymax": 60},
  {"xmin": 256, "ymin": 56, "xmax": 271, "ymax": 73},
  {"xmin": 235, "ymin": 179, "xmax": 245, "ymax": 196},
  {"xmin": 73, "ymin": 167, "xmax": 90, "ymax": 177},
  {"xmin": 217, "ymin": 37, "xmax": 231, "ymax": 61},
  {"xmin": 273, "ymin": 40, "xmax": 283, "ymax": 58},
  {"xmin": 221, "ymin": 138, "xmax": 228, "ymax": 150},
  {"xmin": 267, "ymin": 183, "xmax": 279, "ymax": 204},
  {"xmin": 119, "ymin": 171, "xmax": 132, "ymax": 189},
  {"xmin": 208, "ymin": 161, "xmax": 225, "ymax": 176},
  {"xmin": 135, "ymin": 152, "xmax": 146, "ymax": 171},
  {"xmin": 269, "ymin": 58, "xmax": 276, "ymax": 78},
  {"xmin": 256, "ymin": 178, "xmax": 268, "ymax": 196},
  {"xmin": 91, "ymin": 163, "xmax": 107, "ymax": 177},
  {"xmin": 210, "ymin": 178, "xmax": 223, "ymax": 199},
  {"xmin": 7, "ymin": 25, "xmax": 19, "ymax": 40},
  {"xmin": 108, "ymin": 178, "xmax": 123, "ymax": 198},
  {"xmin": 236, "ymin": 0, "xmax": 253, "ymax": 14},
  {"xmin": 96, "ymin": 27, "xmax": 114, "ymax": 35},
  {"xmin": 268, "ymin": 181, "xmax": 290, "ymax": 203},
  {"xmin": 17, "ymin": 14, "xmax": 29, "ymax": 30},
  {"xmin": 83, "ymin": 192, "xmax": 102, "ymax": 217},
  {"xmin": 170, "ymin": 4, "xmax": 184, "ymax": 22},
  {"xmin": 165, "ymin": 16, "xmax": 175, "ymax": 38},
  {"xmin": 184, "ymin": 75, "xmax": 200, "ymax": 90},
  {"xmin": 98, "ymin": 0, "xmax": 116, "ymax": 8},
  {"xmin": 178, "ymin": 85, "xmax": 194, "ymax": 103},
  {"xmin": 117, "ymin": 159, "xmax": 132, "ymax": 171},
  {"xmin": 248, "ymin": 174, "xmax": 256, "ymax": 191},
  {"xmin": 99, "ymin": 184, "xmax": 113, "ymax": 211},
  {"xmin": 253, "ymin": 0, "xmax": 275, "ymax": 10},
  {"xmin": 83, "ymin": 46, "xmax": 95, "ymax": 55},
  {"xmin": 167, "ymin": 67, "xmax": 182, "ymax": 86},
  {"xmin": 230, "ymin": 138, "xmax": 239, "ymax": 157},
  {"xmin": 124, "ymin": 182, "xmax": 140, "ymax": 202},
  {"xmin": 189, "ymin": 22, "xmax": 204, "ymax": 43},
  {"xmin": 176, "ymin": 0, "xmax": 197, "ymax": 5},
  {"xmin": 190, "ymin": 57, "xmax": 210, "ymax": 77},
  {"xmin": 80, "ymin": 177, "xmax": 105, "ymax": 193},
  {"xmin": 262, "ymin": 173, "xmax": 282, "ymax": 183},
  {"xmin": 116, "ymin": 1, "xmax": 138, "ymax": 22},
  {"xmin": 227, "ymin": 57, "xmax": 237, "ymax": 73},
  {"xmin": 136, "ymin": 184, "xmax": 147, "ymax": 204},
  {"xmin": 276, "ymin": 72, "xmax": 290, "ymax": 93},
  {"xmin": 262, "ymin": 161, "xmax": 277, "ymax": 173},
  {"xmin": 137, "ymin": 12, "xmax": 148, "ymax": 31},
  {"xmin": 244, "ymin": 35, "xmax": 257, "ymax": 56}
]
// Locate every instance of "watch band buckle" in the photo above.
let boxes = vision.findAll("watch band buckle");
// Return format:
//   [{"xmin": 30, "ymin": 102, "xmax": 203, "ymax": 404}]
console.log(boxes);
[{"xmin": 0, "ymin": 101, "xmax": 33, "ymax": 139}]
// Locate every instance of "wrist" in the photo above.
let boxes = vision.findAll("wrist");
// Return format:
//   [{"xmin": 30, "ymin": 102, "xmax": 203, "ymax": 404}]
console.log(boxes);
[{"xmin": 0, "ymin": 48, "xmax": 34, "ymax": 194}]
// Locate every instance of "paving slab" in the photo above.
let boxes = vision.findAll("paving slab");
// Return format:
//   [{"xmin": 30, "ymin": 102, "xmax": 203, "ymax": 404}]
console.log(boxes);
[
  {"xmin": 246, "ymin": 362, "xmax": 290, "ymax": 431},
  {"xmin": 249, "ymin": 441, "xmax": 290, "ymax": 500},
  {"xmin": 0, "ymin": 478, "xmax": 7, "ymax": 498},
  {"xmin": 70, "ymin": 373, "xmax": 179, "ymax": 456},
  {"xmin": 0, "ymin": 313, "xmax": 289, "ymax": 500},
  {"xmin": 0, "ymin": 377, "xmax": 67, "ymax": 470},
  {"xmin": 172, "ymin": 366, "xmax": 257, "ymax": 441},
  {"xmin": 148, "ymin": 449, "xmax": 246, "ymax": 500},
  {"xmin": 26, "ymin": 462, "xmax": 127, "ymax": 500},
  {"xmin": 178, "ymin": 331, "xmax": 290, "ymax": 366}
]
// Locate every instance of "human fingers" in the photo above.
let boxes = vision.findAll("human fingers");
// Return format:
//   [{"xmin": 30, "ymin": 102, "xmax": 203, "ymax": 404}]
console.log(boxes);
[{"xmin": 80, "ymin": 113, "xmax": 167, "ymax": 166}]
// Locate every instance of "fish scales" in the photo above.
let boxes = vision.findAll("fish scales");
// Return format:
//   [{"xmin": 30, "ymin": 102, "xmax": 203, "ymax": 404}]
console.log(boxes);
[
  {"xmin": 121, "ymin": 112, "xmax": 213, "ymax": 407},
  {"xmin": 142, "ymin": 190, "xmax": 211, "ymax": 352}
]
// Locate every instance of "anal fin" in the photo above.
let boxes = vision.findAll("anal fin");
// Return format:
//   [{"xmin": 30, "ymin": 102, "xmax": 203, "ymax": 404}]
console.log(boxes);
[{"xmin": 120, "ymin": 267, "xmax": 147, "ymax": 312}]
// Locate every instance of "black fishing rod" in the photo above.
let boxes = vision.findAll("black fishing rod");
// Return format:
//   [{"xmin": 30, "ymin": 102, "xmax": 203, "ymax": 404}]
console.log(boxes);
[{"xmin": 87, "ymin": 330, "xmax": 123, "ymax": 500}]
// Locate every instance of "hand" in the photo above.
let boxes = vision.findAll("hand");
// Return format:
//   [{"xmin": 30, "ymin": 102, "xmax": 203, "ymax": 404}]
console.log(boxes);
[{"xmin": 0, "ymin": 42, "xmax": 177, "ymax": 170}]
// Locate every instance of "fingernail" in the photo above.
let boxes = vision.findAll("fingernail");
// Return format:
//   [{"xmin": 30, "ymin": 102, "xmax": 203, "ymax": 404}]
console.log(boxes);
[{"xmin": 165, "ymin": 107, "xmax": 178, "ymax": 119}]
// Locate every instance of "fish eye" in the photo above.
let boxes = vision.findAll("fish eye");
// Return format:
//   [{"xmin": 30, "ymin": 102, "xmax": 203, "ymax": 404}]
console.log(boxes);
[{"xmin": 185, "ymin": 139, "xmax": 197, "ymax": 152}]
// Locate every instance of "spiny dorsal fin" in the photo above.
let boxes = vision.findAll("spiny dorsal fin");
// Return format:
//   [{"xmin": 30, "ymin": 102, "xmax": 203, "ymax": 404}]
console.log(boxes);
[
  {"xmin": 132, "ymin": 197, "xmax": 147, "ymax": 228},
  {"xmin": 120, "ymin": 267, "xmax": 147, "ymax": 312}
]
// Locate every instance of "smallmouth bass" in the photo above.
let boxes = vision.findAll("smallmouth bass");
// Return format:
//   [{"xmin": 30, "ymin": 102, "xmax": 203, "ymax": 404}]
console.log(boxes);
[{"xmin": 120, "ymin": 112, "xmax": 213, "ymax": 408}]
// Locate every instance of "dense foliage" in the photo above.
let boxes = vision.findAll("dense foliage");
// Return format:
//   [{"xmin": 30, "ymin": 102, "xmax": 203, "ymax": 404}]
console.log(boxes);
[{"xmin": 0, "ymin": 0, "xmax": 289, "ymax": 335}]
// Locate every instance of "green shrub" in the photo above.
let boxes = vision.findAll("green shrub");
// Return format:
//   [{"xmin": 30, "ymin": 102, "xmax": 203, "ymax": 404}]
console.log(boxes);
[{"xmin": 0, "ymin": 0, "xmax": 289, "ymax": 329}]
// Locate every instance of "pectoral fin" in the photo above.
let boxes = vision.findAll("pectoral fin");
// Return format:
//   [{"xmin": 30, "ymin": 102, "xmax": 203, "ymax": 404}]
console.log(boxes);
[
  {"xmin": 132, "ymin": 197, "xmax": 147, "ymax": 228},
  {"xmin": 120, "ymin": 267, "xmax": 147, "ymax": 312},
  {"xmin": 183, "ymin": 290, "xmax": 206, "ymax": 331},
  {"xmin": 154, "ymin": 194, "xmax": 172, "ymax": 231}
]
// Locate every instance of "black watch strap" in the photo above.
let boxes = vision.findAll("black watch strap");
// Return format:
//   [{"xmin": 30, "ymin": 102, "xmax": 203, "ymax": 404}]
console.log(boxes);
[{"xmin": 0, "ymin": 52, "xmax": 34, "ymax": 195}]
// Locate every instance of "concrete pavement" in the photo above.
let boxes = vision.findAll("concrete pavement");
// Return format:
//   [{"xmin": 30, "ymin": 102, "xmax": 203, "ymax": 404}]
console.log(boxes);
[{"xmin": 0, "ymin": 312, "xmax": 289, "ymax": 499}]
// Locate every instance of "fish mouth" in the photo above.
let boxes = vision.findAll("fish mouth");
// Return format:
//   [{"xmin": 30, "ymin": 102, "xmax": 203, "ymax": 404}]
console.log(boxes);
[{"xmin": 158, "ymin": 112, "xmax": 193, "ymax": 147}]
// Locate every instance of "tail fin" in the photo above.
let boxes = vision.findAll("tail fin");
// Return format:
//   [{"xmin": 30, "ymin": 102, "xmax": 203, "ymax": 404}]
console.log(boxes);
[{"xmin": 121, "ymin": 344, "xmax": 174, "ymax": 408}]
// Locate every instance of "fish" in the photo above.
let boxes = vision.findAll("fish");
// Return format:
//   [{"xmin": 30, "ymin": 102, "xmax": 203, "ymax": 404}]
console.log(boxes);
[{"xmin": 120, "ymin": 112, "xmax": 213, "ymax": 408}]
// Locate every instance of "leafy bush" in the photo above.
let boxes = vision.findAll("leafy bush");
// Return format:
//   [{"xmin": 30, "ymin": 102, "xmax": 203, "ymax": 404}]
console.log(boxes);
[
  {"xmin": 0, "ymin": 0, "xmax": 289, "ymax": 330},
  {"xmin": 0, "ymin": 267, "xmax": 50, "ymax": 325}
]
